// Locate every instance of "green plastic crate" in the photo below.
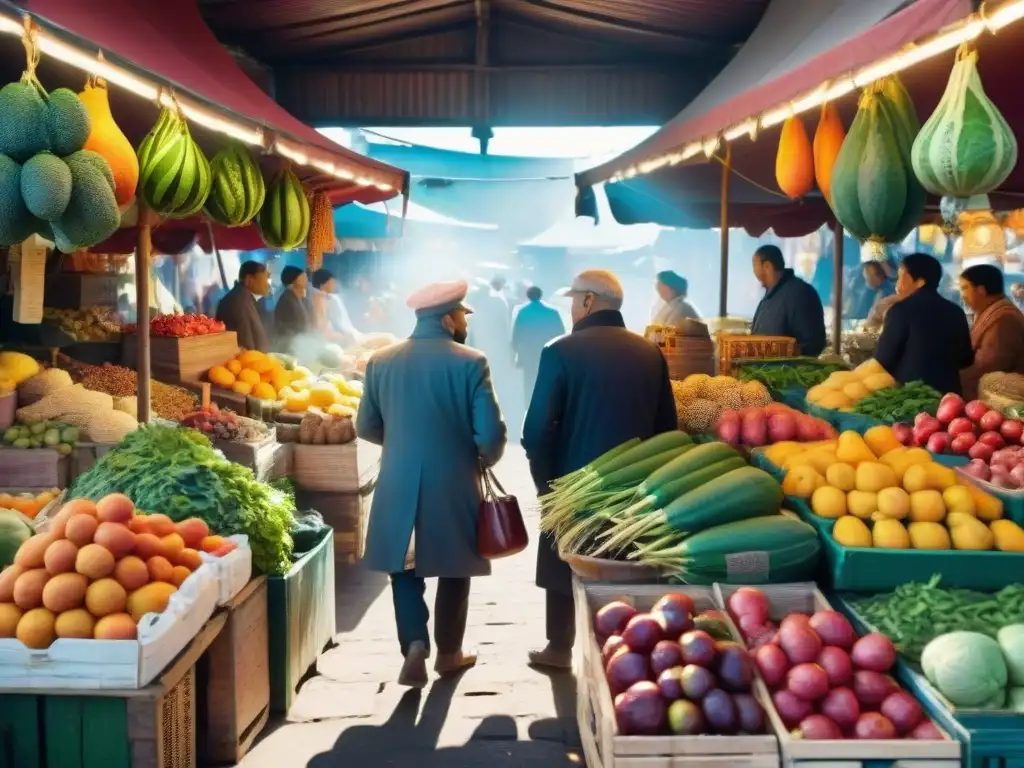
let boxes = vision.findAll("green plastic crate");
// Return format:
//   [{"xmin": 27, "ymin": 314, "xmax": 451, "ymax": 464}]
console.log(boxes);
[
  {"xmin": 956, "ymin": 471, "xmax": 1024, "ymax": 526},
  {"xmin": 268, "ymin": 527, "xmax": 335, "ymax": 713},
  {"xmin": 805, "ymin": 399, "xmax": 888, "ymax": 433},
  {"xmin": 836, "ymin": 596, "xmax": 1024, "ymax": 768}
]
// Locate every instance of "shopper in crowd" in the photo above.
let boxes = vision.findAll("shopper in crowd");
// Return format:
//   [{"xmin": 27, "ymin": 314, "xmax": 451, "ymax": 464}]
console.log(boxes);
[
  {"xmin": 470, "ymin": 275, "xmax": 519, "ymax": 431},
  {"xmin": 215, "ymin": 260, "xmax": 270, "ymax": 352},
  {"xmin": 310, "ymin": 268, "xmax": 363, "ymax": 346},
  {"xmin": 356, "ymin": 279, "xmax": 506, "ymax": 688},
  {"xmin": 523, "ymin": 269, "xmax": 677, "ymax": 670},
  {"xmin": 273, "ymin": 266, "xmax": 310, "ymax": 353},
  {"xmin": 750, "ymin": 245, "xmax": 826, "ymax": 356},
  {"xmin": 855, "ymin": 261, "xmax": 896, "ymax": 320},
  {"xmin": 1010, "ymin": 279, "xmax": 1024, "ymax": 311},
  {"xmin": 875, "ymin": 252, "xmax": 973, "ymax": 395},
  {"xmin": 511, "ymin": 285, "xmax": 565, "ymax": 403},
  {"xmin": 653, "ymin": 270, "xmax": 701, "ymax": 326},
  {"xmin": 959, "ymin": 264, "xmax": 1024, "ymax": 400}
]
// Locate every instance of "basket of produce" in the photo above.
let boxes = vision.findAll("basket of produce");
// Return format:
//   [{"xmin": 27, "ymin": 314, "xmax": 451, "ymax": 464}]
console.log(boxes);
[
  {"xmin": 777, "ymin": 426, "xmax": 1024, "ymax": 591},
  {"xmin": 716, "ymin": 583, "xmax": 960, "ymax": 764},
  {"xmin": 573, "ymin": 579, "xmax": 779, "ymax": 767},
  {"xmin": 670, "ymin": 373, "xmax": 773, "ymax": 435},
  {"xmin": 646, "ymin": 322, "xmax": 716, "ymax": 381},
  {"xmin": 122, "ymin": 315, "xmax": 238, "ymax": 385},
  {"xmin": 838, "ymin": 581, "xmax": 1024, "ymax": 767},
  {"xmin": 717, "ymin": 334, "xmax": 798, "ymax": 377},
  {"xmin": 805, "ymin": 359, "xmax": 896, "ymax": 426},
  {"xmin": 541, "ymin": 434, "xmax": 822, "ymax": 585},
  {"xmin": 559, "ymin": 549, "xmax": 669, "ymax": 583}
]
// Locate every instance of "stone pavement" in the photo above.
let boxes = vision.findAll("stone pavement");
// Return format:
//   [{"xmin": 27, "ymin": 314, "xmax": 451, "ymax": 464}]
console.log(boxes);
[{"xmin": 238, "ymin": 447, "xmax": 586, "ymax": 767}]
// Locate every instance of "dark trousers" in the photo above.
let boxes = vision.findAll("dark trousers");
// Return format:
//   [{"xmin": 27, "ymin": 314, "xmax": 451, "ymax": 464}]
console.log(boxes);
[
  {"xmin": 546, "ymin": 588, "xmax": 575, "ymax": 652},
  {"xmin": 390, "ymin": 570, "xmax": 470, "ymax": 657}
]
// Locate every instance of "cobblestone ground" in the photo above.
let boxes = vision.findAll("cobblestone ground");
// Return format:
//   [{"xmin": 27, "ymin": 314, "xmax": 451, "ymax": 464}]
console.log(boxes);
[{"xmin": 239, "ymin": 447, "xmax": 585, "ymax": 767}]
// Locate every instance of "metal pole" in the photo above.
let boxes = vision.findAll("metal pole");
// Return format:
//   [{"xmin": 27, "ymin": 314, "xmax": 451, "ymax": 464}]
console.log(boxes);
[
  {"xmin": 718, "ymin": 143, "xmax": 731, "ymax": 318},
  {"xmin": 832, "ymin": 221, "xmax": 844, "ymax": 354},
  {"xmin": 135, "ymin": 205, "xmax": 153, "ymax": 423}
]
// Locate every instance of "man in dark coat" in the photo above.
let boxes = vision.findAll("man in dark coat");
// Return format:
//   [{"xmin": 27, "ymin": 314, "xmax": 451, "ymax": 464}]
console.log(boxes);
[
  {"xmin": 511, "ymin": 285, "xmax": 565, "ymax": 403},
  {"xmin": 273, "ymin": 266, "xmax": 310, "ymax": 353},
  {"xmin": 876, "ymin": 252, "xmax": 973, "ymax": 395},
  {"xmin": 750, "ymin": 245, "xmax": 826, "ymax": 356},
  {"xmin": 215, "ymin": 261, "xmax": 270, "ymax": 352},
  {"xmin": 523, "ymin": 269, "xmax": 677, "ymax": 669},
  {"xmin": 356, "ymin": 279, "xmax": 507, "ymax": 688}
]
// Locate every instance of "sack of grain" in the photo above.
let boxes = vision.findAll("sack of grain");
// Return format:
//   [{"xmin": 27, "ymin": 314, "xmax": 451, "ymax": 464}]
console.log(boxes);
[{"xmin": 18, "ymin": 368, "xmax": 74, "ymax": 406}]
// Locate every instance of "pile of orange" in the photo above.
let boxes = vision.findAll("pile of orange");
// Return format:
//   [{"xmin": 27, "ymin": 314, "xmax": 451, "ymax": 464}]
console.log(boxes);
[
  {"xmin": 206, "ymin": 350, "xmax": 305, "ymax": 401},
  {"xmin": 0, "ymin": 489, "xmax": 61, "ymax": 520}
]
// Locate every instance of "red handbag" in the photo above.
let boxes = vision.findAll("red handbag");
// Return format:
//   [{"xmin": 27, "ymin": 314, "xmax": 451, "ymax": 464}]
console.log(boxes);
[{"xmin": 478, "ymin": 468, "xmax": 528, "ymax": 559}]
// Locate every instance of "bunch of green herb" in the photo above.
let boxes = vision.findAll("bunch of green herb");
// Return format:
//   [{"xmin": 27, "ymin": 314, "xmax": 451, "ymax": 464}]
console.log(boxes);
[
  {"xmin": 852, "ymin": 380, "xmax": 941, "ymax": 422},
  {"xmin": 738, "ymin": 359, "xmax": 846, "ymax": 392},
  {"xmin": 68, "ymin": 425, "xmax": 294, "ymax": 574}
]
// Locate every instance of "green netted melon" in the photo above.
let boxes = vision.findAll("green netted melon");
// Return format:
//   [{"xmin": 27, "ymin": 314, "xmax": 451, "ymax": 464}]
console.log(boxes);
[
  {"xmin": 67, "ymin": 148, "xmax": 115, "ymax": 194},
  {"xmin": 0, "ymin": 153, "xmax": 34, "ymax": 246},
  {"xmin": 52, "ymin": 152, "xmax": 121, "ymax": 251},
  {"xmin": 257, "ymin": 167, "xmax": 309, "ymax": 249},
  {"xmin": 20, "ymin": 152, "xmax": 72, "ymax": 221},
  {"xmin": 137, "ymin": 107, "xmax": 212, "ymax": 218},
  {"xmin": 204, "ymin": 140, "xmax": 266, "ymax": 226},
  {"xmin": 45, "ymin": 88, "xmax": 90, "ymax": 157},
  {"xmin": 0, "ymin": 80, "xmax": 49, "ymax": 162}
]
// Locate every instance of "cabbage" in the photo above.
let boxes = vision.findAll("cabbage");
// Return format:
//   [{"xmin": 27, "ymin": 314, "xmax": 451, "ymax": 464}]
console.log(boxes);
[
  {"xmin": 998, "ymin": 625, "xmax": 1024, "ymax": 686},
  {"xmin": 921, "ymin": 631, "xmax": 1008, "ymax": 707},
  {"xmin": 1008, "ymin": 688, "xmax": 1024, "ymax": 713}
]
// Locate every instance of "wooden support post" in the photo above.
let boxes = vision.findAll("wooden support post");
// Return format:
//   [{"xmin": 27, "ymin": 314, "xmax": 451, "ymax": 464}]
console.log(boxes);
[
  {"xmin": 718, "ymin": 143, "xmax": 731, "ymax": 318},
  {"xmin": 136, "ymin": 206, "xmax": 153, "ymax": 423},
  {"xmin": 832, "ymin": 221, "xmax": 844, "ymax": 354}
]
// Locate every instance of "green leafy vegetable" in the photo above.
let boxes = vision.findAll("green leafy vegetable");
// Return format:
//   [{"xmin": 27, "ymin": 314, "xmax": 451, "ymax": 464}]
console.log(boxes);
[
  {"xmin": 68, "ymin": 425, "xmax": 295, "ymax": 574},
  {"xmin": 738, "ymin": 358, "xmax": 846, "ymax": 392},
  {"xmin": 851, "ymin": 380, "xmax": 941, "ymax": 422}
]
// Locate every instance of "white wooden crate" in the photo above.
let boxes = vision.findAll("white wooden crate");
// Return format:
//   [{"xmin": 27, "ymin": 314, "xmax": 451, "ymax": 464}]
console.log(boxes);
[
  {"xmin": 200, "ymin": 533, "xmax": 253, "ymax": 606},
  {"xmin": 713, "ymin": 583, "xmax": 961, "ymax": 768},
  {"xmin": 574, "ymin": 578, "xmax": 781, "ymax": 768}
]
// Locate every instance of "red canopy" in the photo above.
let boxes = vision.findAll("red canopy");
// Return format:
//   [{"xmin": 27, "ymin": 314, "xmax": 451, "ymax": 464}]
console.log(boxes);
[
  {"xmin": 576, "ymin": 0, "xmax": 980, "ymax": 235},
  {"xmin": 21, "ymin": 0, "xmax": 408, "ymax": 206}
]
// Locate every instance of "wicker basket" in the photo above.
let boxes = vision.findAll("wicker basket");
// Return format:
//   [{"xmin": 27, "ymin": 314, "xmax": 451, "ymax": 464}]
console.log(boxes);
[
  {"xmin": 980, "ymin": 372, "xmax": 1024, "ymax": 411},
  {"xmin": 646, "ymin": 323, "xmax": 716, "ymax": 380},
  {"xmin": 560, "ymin": 549, "xmax": 670, "ymax": 583},
  {"xmin": 718, "ymin": 333, "xmax": 798, "ymax": 376}
]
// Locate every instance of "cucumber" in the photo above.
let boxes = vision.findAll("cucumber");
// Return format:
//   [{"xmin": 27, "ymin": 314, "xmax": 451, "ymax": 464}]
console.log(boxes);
[{"xmin": 663, "ymin": 466, "xmax": 784, "ymax": 534}]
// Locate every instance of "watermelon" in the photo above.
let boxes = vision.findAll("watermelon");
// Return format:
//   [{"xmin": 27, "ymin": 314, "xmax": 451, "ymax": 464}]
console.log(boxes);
[
  {"xmin": 137, "ymin": 107, "xmax": 212, "ymax": 218},
  {"xmin": 204, "ymin": 140, "xmax": 266, "ymax": 227},
  {"xmin": 257, "ymin": 167, "xmax": 309, "ymax": 249},
  {"xmin": 912, "ymin": 47, "xmax": 1017, "ymax": 203}
]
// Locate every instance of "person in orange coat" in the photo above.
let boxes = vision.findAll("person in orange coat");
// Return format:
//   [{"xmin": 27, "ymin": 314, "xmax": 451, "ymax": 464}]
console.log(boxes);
[{"xmin": 959, "ymin": 264, "xmax": 1024, "ymax": 401}]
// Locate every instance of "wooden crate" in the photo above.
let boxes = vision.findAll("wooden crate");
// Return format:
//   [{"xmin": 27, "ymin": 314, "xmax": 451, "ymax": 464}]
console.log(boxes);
[
  {"xmin": 45, "ymin": 273, "xmax": 128, "ymax": 309},
  {"xmin": 292, "ymin": 438, "xmax": 381, "ymax": 493},
  {"xmin": 71, "ymin": 442, "xmax": 117, "ymax": 481},
  {"xmin": 0, "ymin": 448, "xmax": 69, "ymax": 488},
  {"xmin": 717, "ymin": 335, "xmax": 798, "ymax": 376},
  {"xmin": 213, "ymin": 433, "xmax": 278, "ymax": 476},
  {"xmin": 713, "ymin": 583, "xmax": 962, "ymax": 768},
  {"xmin": 573, "ymin": 578, "xmax": 780, "ymax": 768},
  {"xmin": 122, "ymin": 332, "xmax": 239, "ymax": 385},
  {"xmin": 296, "ymin": 489, "xmax": 368, "ymax": 564},
  {"xmin": 199, "ymin": 577, "xmax": 269, "ymax": 765},
  {"xmin": 0, "ymin": 613, "xmax": 225, "ymax": 768}
]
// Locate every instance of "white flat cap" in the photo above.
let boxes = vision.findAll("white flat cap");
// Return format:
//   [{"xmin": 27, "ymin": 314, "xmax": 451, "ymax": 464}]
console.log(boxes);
[
  {"xmin": 406, "ymin": 279, "xmax": 474, "ymax": 318},
  {"xmin": 558, "ymin": 269, "xmax": 624, "ymax": 304}
]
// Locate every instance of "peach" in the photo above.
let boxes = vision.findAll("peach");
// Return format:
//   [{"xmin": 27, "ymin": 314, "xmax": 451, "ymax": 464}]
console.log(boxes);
[
  {"xmin": 14, "ymin": 534, "xmax": 53, "ymax": 569},
  {"xmin": 13, "ymin": 568, "xmax": 50, "ymax": 610},
  {"xmin": 65, "ymin": 514, "xmax": 98, "ymax": 547},
  {"xmin": 158, "ymin": 533, "xmax": 184, "ymax": 562},
  {"xmin": 41, "ymin": 572, "xmax": 88, "ymax": 613},
  {"xmin": 55, "ymin": 608, "xmax": 95, "ymax": 639},
  {"xmin": 93, "ymin": 523, "xmax": 136, "ymax": 559},
  {"xmin": 85, "ymin": 578, "xmax": 127, "ymax": 618},
  {"xmin": 0, "ymin": 565, "xmax": 23, "ymax": 602},
  {"xmin": 175, "ymin": 518, "xmax": 209, "ymax": 549},
  {"xmin": 134, "ymin": 533, "xmax": 162, "ymax": 560},
  {"xmin": 144, "ymin": 514, "xmax": 175, "ymax": 538},
  {"xmin": 94, "ymin": 612, "xmax": 137, "ymax": 640},
  {"xmin": 75, "ymin": 544, "xmax": 115, "ymax": 580},
  {"xmin": 43, "ymin": 539, "xmax": 78, "ymax": 575},
  {"xmin": 113, "ymin": 556, "xmax": 149, "ymax": 592},
  {"xmin": 169, "ymin": 566, "xmax": 191, "ymax": 587},
  {"xmin": 146, "ymin": 556, "xmax": 174, "ymax": 584},
  {"xmin": 95, "ymin": 494, "xmax": 134, "ymax": 524}
]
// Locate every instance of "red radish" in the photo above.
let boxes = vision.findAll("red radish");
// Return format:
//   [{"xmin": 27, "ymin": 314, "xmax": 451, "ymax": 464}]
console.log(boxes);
[
  {"xmin": 912, "ymin": 417, "xmax": 941, "ymax": 446},
  {"xmin": 979, "ymin": 431, "xmax": 1006, "ymax": 448},
  {"xmin": 914, "ymin": 412, "xmax": 934, "ymax": 427},
  {"xmin": 991, "ymin": 464, "xmax": 1019, "ymax": 489},
  {"xmin": 926, "ymin": 432, "xmax": 950, "ymax": 453},
  {"xmin": 772, "ymin": 689, "xmax": 815, "ymax": 728},
  {"xmin": 911, "ymin": 721, "xmax": 945, "ymax": 740},
  {"xmin": 850, "ymin": 633, "xmax": 896, "ymax": 673},
  {"xmin": 966, "ymin": 400, "xmax": 989, "ymax": 422},
  {"xmin": 1001, "ymin": 420, "xmax": 1024, "ymax": 443},
  {"xmin": 808, "ymin": 611, "xmax": 856, "ymax": 649},
  {"xmin": 793, "ymin": 714, "xmax": 843, "ymax": 740},
  {"xmin": 779, "ymin": 624, "xmax": 823, "ymax": 664},
  {"xmin": 980, "ymin": 410, "xmax": 1005, "ymax": 432},
  {"xmin": 936, "ymin": 393, "xmax": 965, "ymax": 423},
  {"xmin": 716, "ymin": 417, "xmax": 741, "ymax": 445},
  {"xmin": 853, "ymin": 671, "xmax": 899, "ymax": 709},
  {"xmin": 728, "ymin": 588, "xmax": 770, "ymax": 624},
  {"xmin": 880, "ymin": 691, "xmax": 924, "ymax": 735},
  {"xmin": 947, "ymin": 417, "xmax": 976, "ymax": 438},
  {"xmin": 787, "ymin": 662, "xmax": 830, "ymax": 701},
  {"xmin": 969, "ymin": 441, "xmax": 995, "ymax": 462},
  {"xmin": 820, "ymin": 686, "xmax": 861, "ymax": 729},
  {"xmin": 950, "ymin": 432, "xmax": 977, "ymax": 454},
  {"xmin": 892, "ymin": 423, "xmax": 913, "ymax": 445},
  {"xmin": 768, "ymin": 412, "xmax": 797, "ymax": 443},
  {"xmin": 1009, "ymin": 464, "xmax": 1024, "ymax": 488},
  {"xmin": 741, "ymin": 411, "xmax": 768, "ymax": 447},
  {"xmin": 817, "ymin": 646, "xmax": 854, "ymax": 687},
  {"xmin": 795, "ymin": 416, "xmax": 821, "ymax": 442},
  {"xmin": 754, "ymin": 644, "xmax": 789, "ymax": 687},
  {"xmin": 854, "ymin": 712, "xmax": 897, "ymax": 739},
  {"xmin": 964, "ymin": 459, "xmax": 991, "ymax": 481}
]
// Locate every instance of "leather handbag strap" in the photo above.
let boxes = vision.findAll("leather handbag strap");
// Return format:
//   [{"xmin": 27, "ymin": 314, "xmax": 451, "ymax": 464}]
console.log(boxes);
[{"xmin": 482, "ymin": 467, "xmax": 508, "ymax": 498}]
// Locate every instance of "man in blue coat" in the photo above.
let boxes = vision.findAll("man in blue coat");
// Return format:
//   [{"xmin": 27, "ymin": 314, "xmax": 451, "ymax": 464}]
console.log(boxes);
[
  {"xmin": 750, "ymin": 245, "xmax": 827, "ymax": 356},
  {"xmin": 356, "ymin": 279, "xmax": 507, "ymax": 688},
  {"xmin": 511, "ymin": 285, "xmax": 566, "ymax": 403},
  {"xmin": 523, "ymin": 270, "xmax": 677, "ymax": 669}
]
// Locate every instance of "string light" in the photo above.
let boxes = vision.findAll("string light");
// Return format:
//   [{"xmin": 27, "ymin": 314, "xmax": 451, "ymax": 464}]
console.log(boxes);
[
  {"xmin": 604, "ymin": 0, "xmax": 1024, "ymax": 184},
  {"xmin": 0, "ymin": 11, "xmax": 402, "ymax": 192}
]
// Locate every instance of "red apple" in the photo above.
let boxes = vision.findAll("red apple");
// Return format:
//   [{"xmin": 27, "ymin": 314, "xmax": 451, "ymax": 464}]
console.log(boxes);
[
  {"xmin": 965, "ymin": 400, "xmax": 989, "ymax": 422},
  {"xmin": 979, "ymin": 431, "xmax": 1006, "ymax": 449},
  {"xmin": 1001, "ymin": 420, "xmax": 1024, "ymax": 443},
  {"xmin": 950, "ymin": 432, "xmax": 977, "ymax": 455},
  {"xmin": 969, "ymin": 441, "xmax": 995, "ymax": 462},
  {"xmin": 926, "ymin": 432, "xmax": 950, "ymax": 454},
  {"xmin": 947, "ymin": 417, "xmax": 976, "ymax": 438},
  {"xmin": 980, "ymin": 410, "xmax": 1005, "ymax": 432}
]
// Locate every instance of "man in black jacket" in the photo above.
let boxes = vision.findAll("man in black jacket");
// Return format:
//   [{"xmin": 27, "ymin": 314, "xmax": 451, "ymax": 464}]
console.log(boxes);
[
  {"xmin": 215, "ymin": 261, "xmax": 271, "ymax": 352},
  {"xmin": 875, "ymin": 252, "xmax": 973, "ymax": 395},
  {"xmin": 523, "ymin": 269, "xmax": 677, "ymax": 669},
  {"xmin": 750, "ymin": 245, "xmax": 826, "ymax": 356}
]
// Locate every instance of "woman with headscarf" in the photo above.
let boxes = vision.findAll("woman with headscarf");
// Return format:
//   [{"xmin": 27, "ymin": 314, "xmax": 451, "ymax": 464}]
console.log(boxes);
[
  {"xmin": 273, "ymin": 266, "xmax": 310, "ymax": 352},
  {"xmin": 653, "ymin": 270, "xmax": 701, "ymax": 327}
]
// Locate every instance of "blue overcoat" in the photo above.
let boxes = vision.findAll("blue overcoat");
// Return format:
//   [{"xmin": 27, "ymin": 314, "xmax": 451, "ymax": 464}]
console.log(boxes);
[{"xmin": 355, "ymin": 316, "xmax": 507, "ymax": 578}]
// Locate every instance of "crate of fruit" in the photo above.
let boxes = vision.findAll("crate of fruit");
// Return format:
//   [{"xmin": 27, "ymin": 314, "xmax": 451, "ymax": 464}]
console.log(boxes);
[
  {"xmin": 573, "ymin": 578, "xmax": 780, "ymax": 768},
  {"xmin": 714, "ymin": 582, "xmax": 961, "ymax": 767}
]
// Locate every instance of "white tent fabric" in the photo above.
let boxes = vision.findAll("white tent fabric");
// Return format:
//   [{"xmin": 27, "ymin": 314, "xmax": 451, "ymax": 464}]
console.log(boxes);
[{"xmin": 521, "ymin": 185, "xmax": 661, "ymax": 253}]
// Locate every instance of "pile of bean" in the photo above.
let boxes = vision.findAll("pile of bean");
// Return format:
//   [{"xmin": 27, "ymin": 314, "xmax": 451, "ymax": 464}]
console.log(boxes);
[
  {"xmin": 74, "ymin": 362, "xmax": 198, "ymax": 422},
  {"xmin": 848, "ymin": 575, "xmax": 1024, "ymax": 662}
]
